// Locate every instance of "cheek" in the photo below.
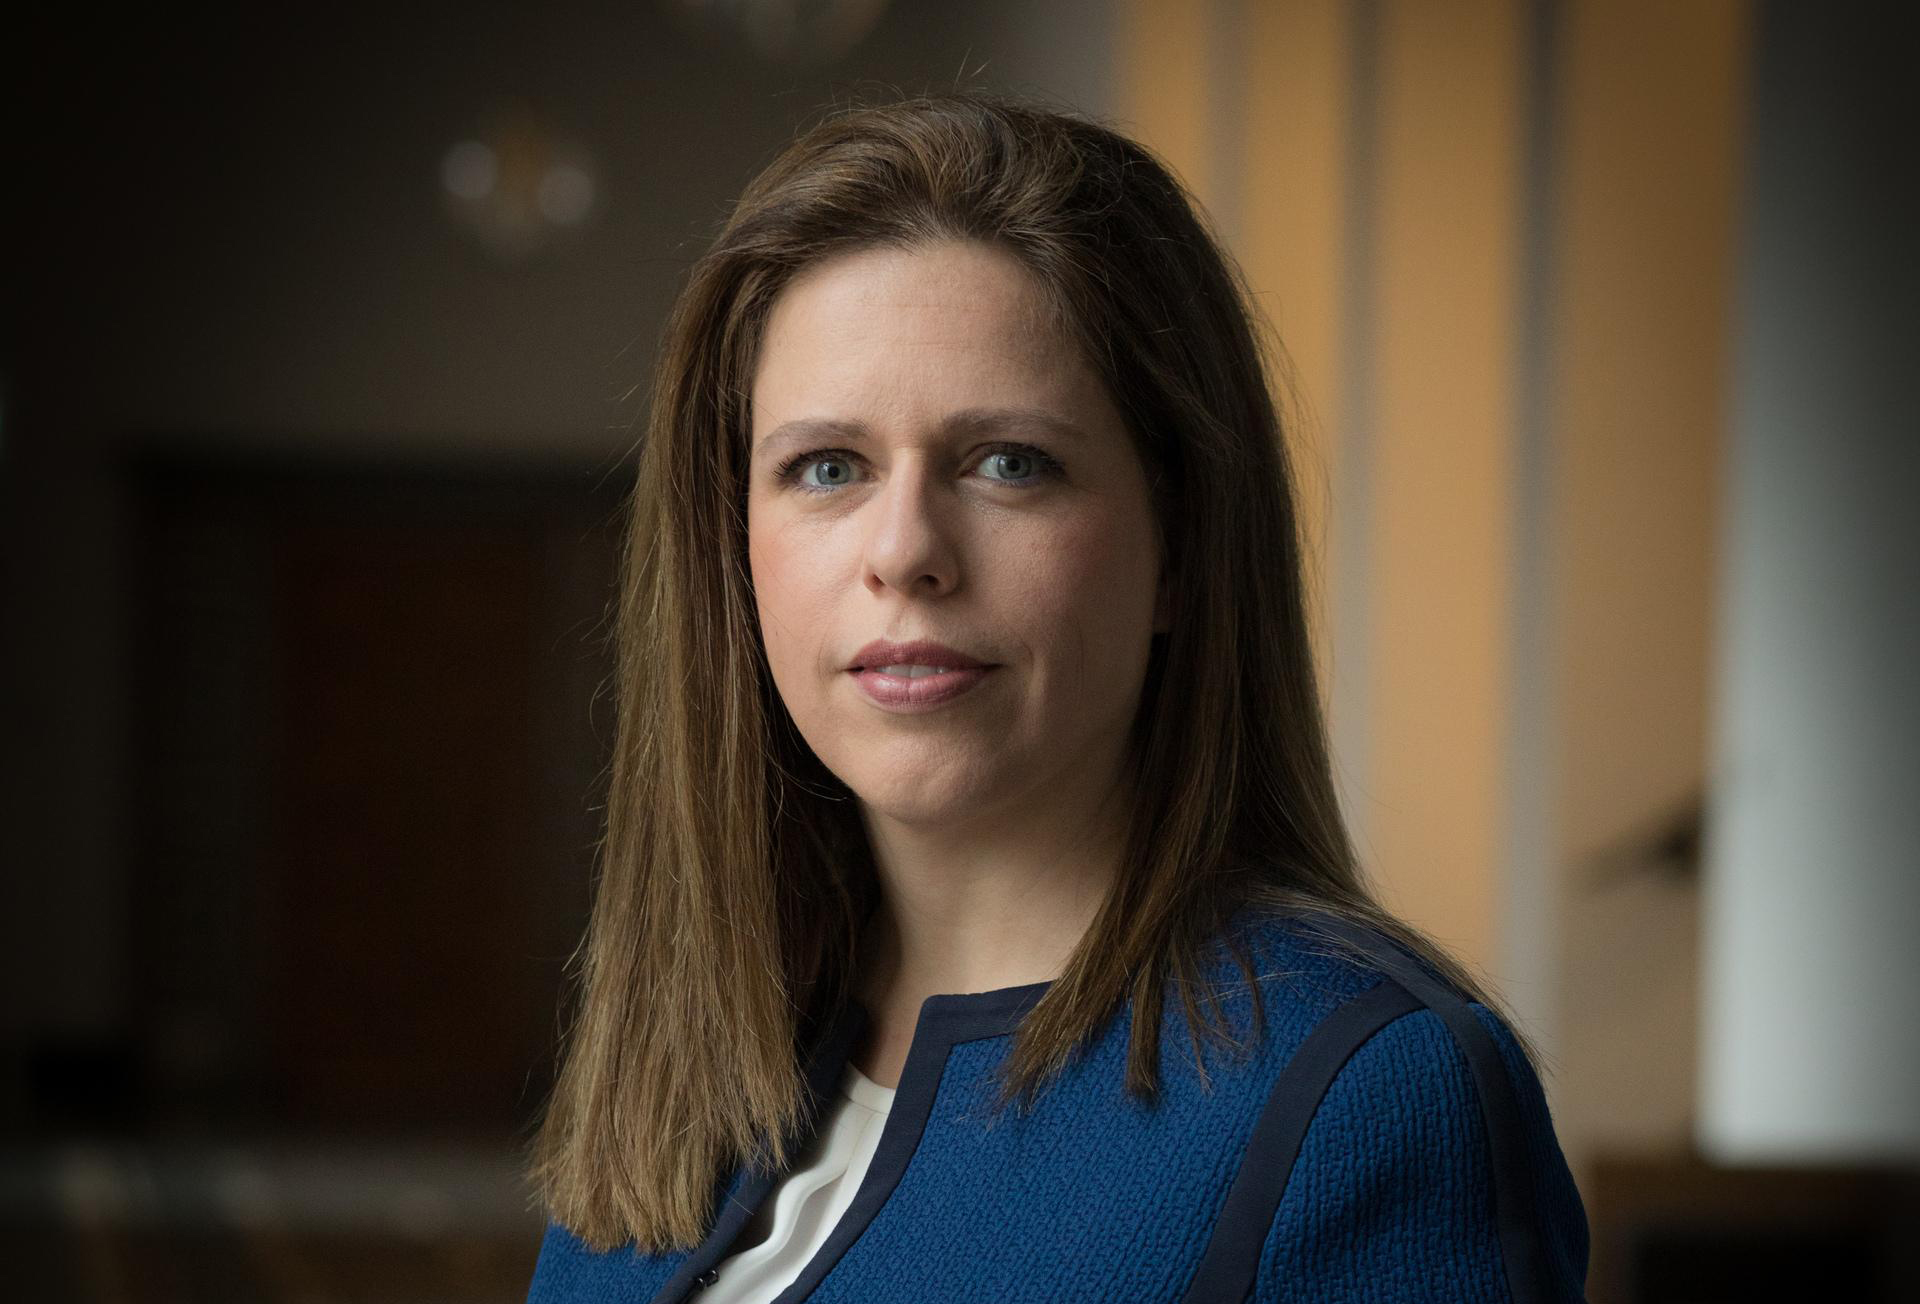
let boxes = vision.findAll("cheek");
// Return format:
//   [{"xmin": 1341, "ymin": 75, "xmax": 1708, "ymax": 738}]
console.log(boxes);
[
  {"xmin": 749, "ymin": 516, "xmax": 841, "ymax": 682},
  {"xmin": 747, "ymin": 522, "xmax": 805, "ymax": 654},
  {"xmin": 1018, "ymin": 511, "xmax": 1160, "ymax": 655}
]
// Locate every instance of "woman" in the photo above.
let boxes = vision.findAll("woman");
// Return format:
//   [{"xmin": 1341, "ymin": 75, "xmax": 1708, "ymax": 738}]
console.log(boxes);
[{"xmin": 526, "ymin": 92, "xmax": 1589, "ymax": 1303}]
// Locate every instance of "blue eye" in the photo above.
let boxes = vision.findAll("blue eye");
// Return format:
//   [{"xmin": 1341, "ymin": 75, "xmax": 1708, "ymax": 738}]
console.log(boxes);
[
  {"xmin": 974, "ymin": 443, "xmax": 1065, "ymax": 487},
  {"xmin": 799, "ymin": 457, "xmax": 857, "ymax": 489},
  {"xmin": 980, "ymin": 449, "xmax": 1039, "ymax": 482},
  {"xmin": 770, "ymin": 449, "xmax": 859, "ymax": 493}
]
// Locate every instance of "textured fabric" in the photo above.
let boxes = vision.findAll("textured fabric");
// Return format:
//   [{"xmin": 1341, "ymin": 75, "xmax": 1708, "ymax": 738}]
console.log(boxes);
[
  {"xmin": 526, "ymin": 907, "xmax": 1590, "ymax": 1303},
  {"xmin": 700, "ymin": 1065, "xmax": 895, "ymax": 1304}
]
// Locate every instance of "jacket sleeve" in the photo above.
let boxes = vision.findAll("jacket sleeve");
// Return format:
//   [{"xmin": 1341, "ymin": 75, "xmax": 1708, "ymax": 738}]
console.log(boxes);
[{"xmin": 1250, "ymin": 1003, "xmax": 1590, "ymax": 1304}]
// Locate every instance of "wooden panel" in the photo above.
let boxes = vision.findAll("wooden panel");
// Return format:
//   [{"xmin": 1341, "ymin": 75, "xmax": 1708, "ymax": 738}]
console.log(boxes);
[
  {"xmin": 1240, "ymin": 0, "xmax": 1353, "ymax": 702},
  {"xmin": 1365, "ymin": 0, "xmax": 1525, "ymax": 971},
  {"xmin": 128, "ymin": 460, "xmax": 615, "ymax": 1135},
  {"xmin": 1116, "ymin": 0, "xmax": 1218, "ymax": 199},
  {"xmin": 269, "ymin": 517, "xmax": 539, "ymax": 1126},
  {"xmin": 1551, "ymin": 0, "xmax": 1747, "ymax": 1174}
]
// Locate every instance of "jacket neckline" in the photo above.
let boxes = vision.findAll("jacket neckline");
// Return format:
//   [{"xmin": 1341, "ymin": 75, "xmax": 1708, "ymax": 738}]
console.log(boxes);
[
  {"xmin": 850, "ymin": 974, "xmax": 1055, "ymax": 1041},
  {"xmin": 655, "ymin": 976, "xmax": 1053, "ymax": 1302}
]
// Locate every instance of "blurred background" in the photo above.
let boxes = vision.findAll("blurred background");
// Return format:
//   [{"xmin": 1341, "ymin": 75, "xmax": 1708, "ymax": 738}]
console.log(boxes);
[{"xmin": 4, "ymin": 0, "xmax": 1915, "ymax": 1300}]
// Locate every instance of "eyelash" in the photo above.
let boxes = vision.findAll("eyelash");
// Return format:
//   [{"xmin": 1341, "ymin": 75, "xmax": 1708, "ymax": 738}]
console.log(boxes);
[{"xmin": 771, "ymin": 442, "xmax": 1066, "ymax": 494}]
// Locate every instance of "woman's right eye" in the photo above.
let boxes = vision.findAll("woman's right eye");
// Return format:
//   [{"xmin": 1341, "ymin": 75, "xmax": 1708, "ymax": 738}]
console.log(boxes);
[
  {"xmin": 798, "ymin": 456, "xmax": 858, "ymax": 490},
  {"xmin": 772, "ymin": 447, "xmax": 862, "ymax": 493}
]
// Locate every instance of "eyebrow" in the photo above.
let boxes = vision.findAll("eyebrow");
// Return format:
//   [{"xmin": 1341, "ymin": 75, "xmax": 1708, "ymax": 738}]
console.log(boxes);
[{"xmin": 753, "ymin": 406, "xmax": 1095, "ymax": 459}]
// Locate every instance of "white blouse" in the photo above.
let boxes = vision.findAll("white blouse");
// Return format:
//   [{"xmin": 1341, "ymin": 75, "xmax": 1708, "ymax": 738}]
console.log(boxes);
[{"xmin": 698, "ymin": 1062, "xmax": 897, "ymax": 1303}]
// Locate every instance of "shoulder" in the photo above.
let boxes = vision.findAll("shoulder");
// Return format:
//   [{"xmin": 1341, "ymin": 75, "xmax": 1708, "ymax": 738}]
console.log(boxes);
[
  {"xmin": 1263, "ymin": 1002, "xmax": 1588, "ymax": 1302},
  {"xmin": 1212, "ymin": 906, "xmax": 1591, "ymax": 1302},
  {"xmin": 1204, "ymin": 903, "xmax": 1417, "ymax": 1018}
]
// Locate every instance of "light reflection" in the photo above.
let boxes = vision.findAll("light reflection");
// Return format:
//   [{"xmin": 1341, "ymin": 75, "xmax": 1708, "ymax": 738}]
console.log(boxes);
[
  {"xmin": 439, "ymin": 117, "xmax": 596, "ymax": 258},
  {"xmin": 440, "ymin": 141, "xmax": 498, "ymax": 203}
]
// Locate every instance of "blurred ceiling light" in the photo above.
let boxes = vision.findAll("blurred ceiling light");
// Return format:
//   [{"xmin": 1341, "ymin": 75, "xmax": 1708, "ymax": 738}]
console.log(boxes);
[
  {"xmin": 672, "ymin": 0, "xmax": 890, "ymax": 63},
  {"xmin": 440, "ymin": 141, "xmax": 498, "ymax": 202},
  {"xmin": 440, "ymin": 115, "xmax": 597, "ymax": 259},
  {"xmin": 537, "ymin": 163, "xmax": 595, "ymax": 227}
]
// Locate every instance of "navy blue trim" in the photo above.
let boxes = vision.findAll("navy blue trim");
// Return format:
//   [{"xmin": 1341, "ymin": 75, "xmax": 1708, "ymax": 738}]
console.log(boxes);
[
  {"xmin": 651, "ymin": 998, "xmax": 870, "ymax": 1302},
  {"xmin": 1180, "ymin": 979, "xmax": 1423, "ymax": 1304},
  {"xmin": 758, "ymin": 980, "xmax": 1050, "ymax": 1303},
  {"xmin": 659, "ymin": 978, "xmax": 1052, "ymax": 1303},
  {"xmin": 1297, "ymin": 917, "xmax": 1560, "ymax": 1304}
]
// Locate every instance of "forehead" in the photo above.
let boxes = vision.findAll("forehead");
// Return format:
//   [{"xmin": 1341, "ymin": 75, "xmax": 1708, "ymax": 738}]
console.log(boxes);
[{"xmin": 749, "ymin": 240, "xmax": 1093, "ymax": 432}]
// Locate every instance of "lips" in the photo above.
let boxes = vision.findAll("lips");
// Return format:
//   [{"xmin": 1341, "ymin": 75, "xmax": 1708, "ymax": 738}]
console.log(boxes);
[
  {"xmin": 847, "ymin": 639, "xmax": 991, "ymax": 672},
  {"xmin": 846, "ymin": 638, "xmax": 996, "ymax": 711}
]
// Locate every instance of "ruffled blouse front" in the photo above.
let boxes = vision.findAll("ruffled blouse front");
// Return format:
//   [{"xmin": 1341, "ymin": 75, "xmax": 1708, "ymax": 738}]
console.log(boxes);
[{"xmin": 697, "ymin": 1062, "xmax": 896, "ymax": 1304}]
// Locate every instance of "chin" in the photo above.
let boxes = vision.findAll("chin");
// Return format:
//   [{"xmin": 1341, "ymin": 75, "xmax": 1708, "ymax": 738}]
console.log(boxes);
[{"xmin": 835, "ymin": 755, "xmax": 1006, "ymax": 830}]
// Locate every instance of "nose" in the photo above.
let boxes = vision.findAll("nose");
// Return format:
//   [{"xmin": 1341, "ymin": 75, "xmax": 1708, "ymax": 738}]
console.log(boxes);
[{"xmin": 861, "ymin": 452, "xmax": 960, "ymax": 599}]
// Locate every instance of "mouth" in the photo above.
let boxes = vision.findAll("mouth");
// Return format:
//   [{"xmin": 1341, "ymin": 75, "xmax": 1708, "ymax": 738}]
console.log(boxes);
[
  {"xmin": 847, "ymin": 662, "xmax": 995, "ymax": 709},
  {"xmin": 846, "ymin": 638, "xmax": 992, "ymax": 674},
  {"xmin": 855, "ymin": 663, "xmax": 974, "ymax": 678}
]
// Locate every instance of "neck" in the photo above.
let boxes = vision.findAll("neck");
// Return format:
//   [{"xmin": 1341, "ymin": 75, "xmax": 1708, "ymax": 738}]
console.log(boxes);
[{"xmin": 853, "ymin": 753, "xmax": 1137, "ymax": 1013}]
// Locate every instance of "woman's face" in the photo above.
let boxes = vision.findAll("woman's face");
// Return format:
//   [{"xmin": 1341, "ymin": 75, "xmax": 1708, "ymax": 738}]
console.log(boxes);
[{"xmin": 746, "ymin": 239, "xmax": 1167, "ymax": 834}]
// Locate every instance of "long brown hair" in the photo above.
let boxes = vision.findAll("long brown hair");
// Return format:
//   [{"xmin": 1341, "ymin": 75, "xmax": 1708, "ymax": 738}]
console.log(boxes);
[{"xmin": 529, "ymin": 90, "xmax": 1538, "ymax": 1253}]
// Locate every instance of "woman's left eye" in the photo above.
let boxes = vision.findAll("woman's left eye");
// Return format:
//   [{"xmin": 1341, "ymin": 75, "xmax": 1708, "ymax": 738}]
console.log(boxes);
[
  {"xmin": 978, "ymin": 447, "xmax": 1050, "ymax": 484},
  {"xmin": 973, "ymin": 442, "xmax": 1067, "ymax": 486}
]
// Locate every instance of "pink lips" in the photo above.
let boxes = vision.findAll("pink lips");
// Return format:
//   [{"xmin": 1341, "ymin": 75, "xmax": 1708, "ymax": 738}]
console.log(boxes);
[
  {"xmin": 847, "ymin": 638, "xmax": 995, "ymax": 711},
  {"xmin": 852, "ymin": 665, "xmax": 992, "ymax": 708}
]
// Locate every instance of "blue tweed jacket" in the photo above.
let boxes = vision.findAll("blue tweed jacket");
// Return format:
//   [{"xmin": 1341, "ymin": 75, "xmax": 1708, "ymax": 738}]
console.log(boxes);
[{"xmin": 526, "ymin": 907, "xmax": 1590, "ymax": 1303}]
